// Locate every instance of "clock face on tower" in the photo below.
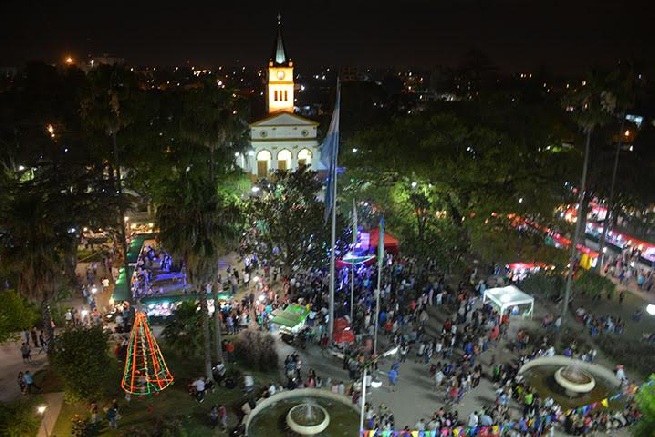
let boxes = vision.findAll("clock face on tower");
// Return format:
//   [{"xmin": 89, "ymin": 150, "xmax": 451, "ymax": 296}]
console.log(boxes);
[{"xmin": 277, "ymin": 71, "xmax": 285, "ymax": 80}]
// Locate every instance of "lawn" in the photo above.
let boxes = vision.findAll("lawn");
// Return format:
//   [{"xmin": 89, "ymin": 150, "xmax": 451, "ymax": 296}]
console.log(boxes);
[{"xmin": 50, "ymin": 338, "xmax": 280, "ymax": 436}]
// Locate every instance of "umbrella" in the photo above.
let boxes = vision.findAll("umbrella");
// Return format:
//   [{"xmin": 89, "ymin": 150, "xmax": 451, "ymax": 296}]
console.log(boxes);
[
  {"xmin": 333, "ymin": 317, "xmax": 355, "ymax": 344},
  {"xmin": 334, "ymin": 317, "xmax": 350, "ymax": 332},
  {"xmin": 333, "ymin": 327, "xmax": 355, "ymax": 344},
  {"xmin": 336, "ymin": 252, "xmax": 376, "ymax": 269}
]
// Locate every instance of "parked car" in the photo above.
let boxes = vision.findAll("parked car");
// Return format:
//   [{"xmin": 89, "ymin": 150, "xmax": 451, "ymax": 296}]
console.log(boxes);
[{"xmin": 82, "ymin": 228, "xmax": 110, "ymax": 243}]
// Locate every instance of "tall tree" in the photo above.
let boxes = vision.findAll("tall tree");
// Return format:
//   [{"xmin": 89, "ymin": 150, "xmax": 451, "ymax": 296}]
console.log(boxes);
[
  {"xmin": 244, "ymin": 168, "xmax": 347, "ymax": 277},
  {"xmin": 345, "ymin": 107, "xmax": 568, "ymax": 271},
  {"xmin": 0, "ymin": 165, "xmax": 78, "ymax": 347},
  {"xmin": 561, "ymin": 69, "xmax": 616, "ymax": 325},
  {"xmin": 80, "ymin": 65, "xmax": 145, "ymax": 295},
  {"xmin": 177, "ymin": 78, "xmax": 249, "ymax": 180},
  {"xmin": 593, "ymin": 62, "xmax": 641, "ymax": 268},
  {"xmin": 156, "ymin": 172, "xmax": 240, "ymax": 379}
]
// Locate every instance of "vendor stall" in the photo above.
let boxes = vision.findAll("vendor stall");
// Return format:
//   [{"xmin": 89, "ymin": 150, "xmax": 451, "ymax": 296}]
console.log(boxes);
[
  {"xmin": 336, "ymin": 252, "xmax": 376, "ymax": 269},
  {"xmin": 506, "ymin": 262, "xmax": 554, "ymax": 282},
  {"xmin": 368, "ymin": 227, "xmax": 399, "ymax": 254},
  {"xmin": 483, "ymin": 284, "xmax": 535, "ymax": 319},
  {"xmin": 270, "ymin": 303, "xmax": 310, "ymax": 336},
  {"xmin": 138, "ymin": 292, "xmax": 234, "ymax": 318}
]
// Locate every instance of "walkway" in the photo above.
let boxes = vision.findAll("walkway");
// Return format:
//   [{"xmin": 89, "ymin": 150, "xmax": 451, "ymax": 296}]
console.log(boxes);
[
  {"xmin": 36, "ymin": 392, "xmax": 63, "ymax": 437},
  {"xmin": 0, "ymin": 339, "xmax": 49, "ymax": 403}
]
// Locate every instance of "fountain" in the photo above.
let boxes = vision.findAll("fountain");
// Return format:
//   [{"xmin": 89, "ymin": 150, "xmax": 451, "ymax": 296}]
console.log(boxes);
[
  {"xmin": 286, "ymin": 403, "xmax": 330, "ymax": 435},
  {"xmin": 554, "ymin": 366, "xmax": 596, "ymax": 396},
  {"xmin": 247, "ymin": 388, "xmax": 359, "ymax": 437},
  {"xmin": 519, "ymin": 356, "xmax": 621, "ymax": 409}
]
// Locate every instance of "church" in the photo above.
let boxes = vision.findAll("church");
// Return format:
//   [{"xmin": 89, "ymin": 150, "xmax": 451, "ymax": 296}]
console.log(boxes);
[{"xmin": 237, "ymin": 17, "xmax": 325, "ymax": 179}]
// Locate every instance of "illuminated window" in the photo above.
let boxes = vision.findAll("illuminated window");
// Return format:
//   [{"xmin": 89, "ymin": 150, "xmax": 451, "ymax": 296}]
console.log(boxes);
[
  {"xmin": 284, "ymin": 90, "xmax": 288, "ymax": 101},
  {"xmin": 257, "ymin": 150, "xmax": 271, "ymax": 178},
  {"xmin": 298, "ymin": 149, "xmax": 312, "ymax": 167},
  {"xmin": 274, "ymin": 90, "xmax": 279, "ymax": 101},
  {"xmin": 277, "ymin": 149, "xmax": 291, "ymax": 170}
]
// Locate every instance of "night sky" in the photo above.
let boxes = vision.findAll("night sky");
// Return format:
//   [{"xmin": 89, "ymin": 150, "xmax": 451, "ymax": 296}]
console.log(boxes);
[{"xmin": 1, "ymin": 0, "xmax": 652, "ymax": 72}]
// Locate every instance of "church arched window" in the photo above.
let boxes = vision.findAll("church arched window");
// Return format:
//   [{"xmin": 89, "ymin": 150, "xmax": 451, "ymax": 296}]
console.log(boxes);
[
  {"xmin": 277, "ymin": 149, "xmax": 291, "ymax": 171},
  {"xmin": 257, "ymin": 150, "xmax": 271, "ymax": 178},
  {"xmin": 298, "ymin": 149, "xmax": 312, "ymax": 168}
]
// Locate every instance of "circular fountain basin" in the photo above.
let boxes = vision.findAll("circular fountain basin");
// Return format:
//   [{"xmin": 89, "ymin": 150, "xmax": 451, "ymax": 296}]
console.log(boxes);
[
  {"xmin": 518, "ymin": 355, "xmax": 621, "ymax": 409},
  {"xmin": 554, "ymin": 366, "xmax": 596, "ymax": 395},
  {"xmin": 246, "ymin": 388, "xmax": 359, "ymax": 437},
  {"xmin": 286, "ymin": 404, "xmax": 330, "ymax": 435}
]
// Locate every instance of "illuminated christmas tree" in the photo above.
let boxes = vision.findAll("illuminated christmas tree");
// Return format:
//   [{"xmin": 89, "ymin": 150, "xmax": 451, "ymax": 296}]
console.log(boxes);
[{"xmin": 121, "ymin": 311, "xmax": 174, "ymax": 396}]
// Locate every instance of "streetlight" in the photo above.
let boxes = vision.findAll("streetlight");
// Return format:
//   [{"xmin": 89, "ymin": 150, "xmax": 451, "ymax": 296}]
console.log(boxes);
[
  {"xmin": 359, "ymin": 345, "xmax": 399, "ymax": 434},
  {"xmin": 646, "ymin": 304, "xmax": 655, "ymax": 316},
  {"xmin": 37, "ymin": 405, "xmax": 48, "ymax": 437}
]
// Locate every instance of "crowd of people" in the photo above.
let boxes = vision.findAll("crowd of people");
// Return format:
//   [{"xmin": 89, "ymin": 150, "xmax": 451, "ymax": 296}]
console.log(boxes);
[
  {"xmin": 574, "ymin": 307, "xmax": 626, "ymax": 336},
  {"xmin": 604, "ymin": 248, "xmax": 654, "ymax": 292},
  {"xmin": 17, "ymin": 223, "xmax": 646, "ymax": 436},
  {"xmin": 246, "ymin": 246, "xmax": 646, "ymax": 436}
]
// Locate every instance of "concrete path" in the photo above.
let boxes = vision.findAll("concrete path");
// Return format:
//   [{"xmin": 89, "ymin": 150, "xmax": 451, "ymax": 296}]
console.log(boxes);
[
  {"xmin": 36, "ymin": 392, "xmax": 64, "ymax": 437},
  {"xmin": 0, "ymin": 339, "xmax": 49, "ymax": 403}
]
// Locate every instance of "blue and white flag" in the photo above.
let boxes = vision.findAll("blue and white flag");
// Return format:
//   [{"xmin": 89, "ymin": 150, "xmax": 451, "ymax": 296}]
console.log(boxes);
[{"xmin": 321, "ymin": 79, "xmax": 341, "ymax": 223}]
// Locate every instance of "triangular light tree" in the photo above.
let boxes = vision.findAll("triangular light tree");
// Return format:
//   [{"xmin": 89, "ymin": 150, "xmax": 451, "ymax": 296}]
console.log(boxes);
[{"xmin": 121, "ymin": 311, "xmax": 174, "ymax": 396}]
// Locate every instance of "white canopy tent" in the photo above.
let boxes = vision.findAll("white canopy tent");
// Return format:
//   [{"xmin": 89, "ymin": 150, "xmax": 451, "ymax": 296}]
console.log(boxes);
[{"xmin": 483, "ymin": 284, "xmax": 535, "ymax": 319}]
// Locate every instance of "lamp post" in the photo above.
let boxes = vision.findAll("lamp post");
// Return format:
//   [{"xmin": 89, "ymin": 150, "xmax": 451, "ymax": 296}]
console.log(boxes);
[
  {"xmin": 37, "ymin": 405, "xmax": 48, "ymax": 437},
  {"xmin": 359, "ymin": 345, "xmax": 399, "ymax": 435}
]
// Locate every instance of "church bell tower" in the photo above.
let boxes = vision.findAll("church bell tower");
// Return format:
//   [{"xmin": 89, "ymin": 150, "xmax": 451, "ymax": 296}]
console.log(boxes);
[{"xmin": 267, "ymin": 14, "xmax": 294, "ymax": 114}]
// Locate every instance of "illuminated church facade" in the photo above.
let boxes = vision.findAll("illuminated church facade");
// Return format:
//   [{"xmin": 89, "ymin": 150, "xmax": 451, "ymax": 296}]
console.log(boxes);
[{"xmin": 238, "ymin": 16, "xmax": 324, "ymax": 179}]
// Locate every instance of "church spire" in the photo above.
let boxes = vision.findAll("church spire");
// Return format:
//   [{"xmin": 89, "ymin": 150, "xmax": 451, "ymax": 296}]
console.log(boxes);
[{"xmin": 270, "ymin": 13, "xmax": 290, "ymax": 66}]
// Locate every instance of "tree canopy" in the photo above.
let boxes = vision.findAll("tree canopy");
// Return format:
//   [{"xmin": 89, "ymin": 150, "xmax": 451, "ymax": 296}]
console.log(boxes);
[
  {"xmin": 244, "ymin": 168, "xmax": 347, "ymax": 276},
  {"xmin": 52, "ymin": 325, "xmax": 114, "ymax": 402},
  {"xmin": 340, "ymin": 101, "xmax": 575, "ymax": 269},
  {"xmin": 0, "ymin": 290, "xmax": 39, "ymax": 343}
]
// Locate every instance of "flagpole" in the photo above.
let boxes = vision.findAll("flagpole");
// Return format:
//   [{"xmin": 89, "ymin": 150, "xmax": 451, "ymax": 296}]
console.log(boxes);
[
  {"xmin": 373, "ymin": 276, "xmax": 380, "ymax": 356},
  {"xmin": 328, "ymin": 155, "xmax": 337, "ymax": 345},
  {"xmin": 351, "ymin": 198, "xmax": 357, "ymax": 323},
  {"xmin": 373, "ymin": 217, "xmax": 384, "ymax": 356},
  {"xmin": 350, "ymin": 265, "xmax": 354, "ymax": 322}
]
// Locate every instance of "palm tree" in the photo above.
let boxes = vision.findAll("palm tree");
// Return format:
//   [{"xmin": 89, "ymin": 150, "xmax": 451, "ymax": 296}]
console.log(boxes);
[
  {"xmin": 560, "ymin": 70, "xmax": 615, "ymax": 326},
  {"xmin": 156, "ymin": 172, "xmax": 239, "ymax": 379},
  {"xmin": 178, "ymin": 79, "xmax": 249, "ymax": 180},
  {"xmin": 177, "ymin": 80, "xmax": 247, "ymax": 362},
  {"xmin": 596, "ymin": 62, "xmax": 639, "ymax": 270}
]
